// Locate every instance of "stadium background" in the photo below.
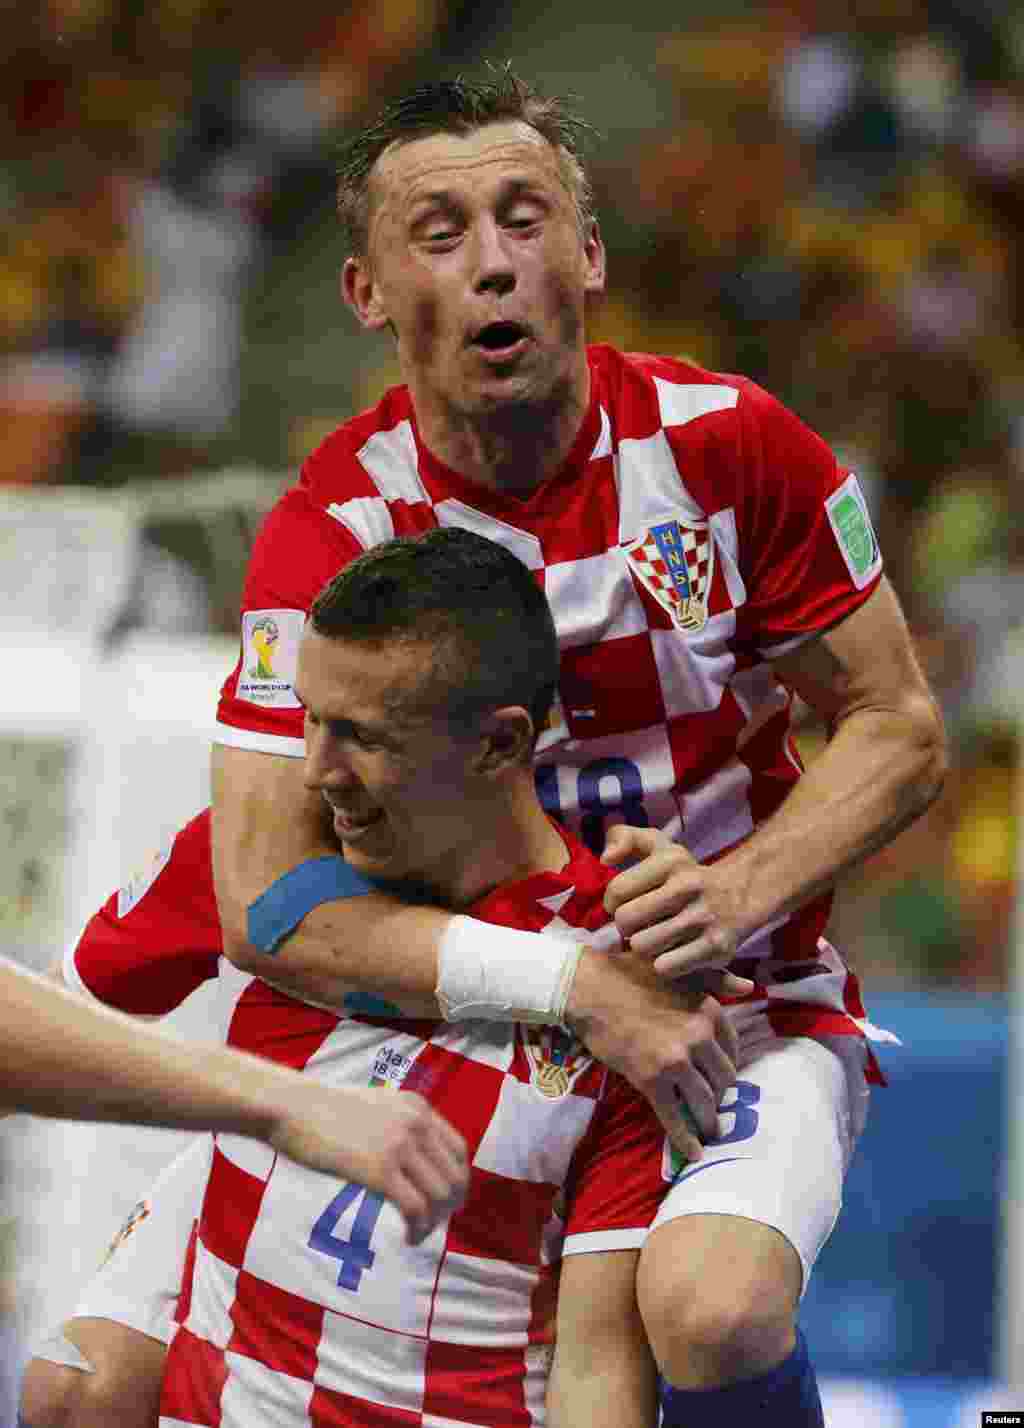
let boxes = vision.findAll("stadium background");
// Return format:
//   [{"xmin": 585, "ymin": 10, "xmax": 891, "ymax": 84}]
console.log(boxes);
[{"xmin": 0, "ymin": 0, "xmax": 1021, "ymax": 1423}]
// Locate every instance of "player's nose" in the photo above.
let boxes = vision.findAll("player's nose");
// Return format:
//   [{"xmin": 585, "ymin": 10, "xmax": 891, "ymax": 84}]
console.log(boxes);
[
  {"xmin": 471, "ymin": 218, "xmax": 516, "ymax": 296},
  {"xmin": 303, "ymin": 729, "xmax": 358, "ymax": 793}
]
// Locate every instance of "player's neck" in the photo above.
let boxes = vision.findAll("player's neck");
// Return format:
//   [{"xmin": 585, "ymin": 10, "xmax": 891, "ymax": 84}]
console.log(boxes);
[
  {"xmin": 414, "ymin": 364, "xmax": 590, "ymax": 496},
  {"xmin": 436, "ymin": 786, "xmax": 569, "ymax": 909}
]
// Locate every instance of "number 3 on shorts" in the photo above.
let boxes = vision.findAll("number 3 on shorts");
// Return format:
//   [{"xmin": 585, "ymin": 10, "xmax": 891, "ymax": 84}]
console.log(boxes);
[{"xmin": 309, "ymin": 1183, "xmax": 384, "ymax": 1291}]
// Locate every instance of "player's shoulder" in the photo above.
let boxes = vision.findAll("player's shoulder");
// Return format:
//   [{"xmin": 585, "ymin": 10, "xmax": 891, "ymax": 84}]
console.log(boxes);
[
  {"xmin": 589, "ymin": 343, "xmax": 796, "ymax": 438},
  {"xmin": 296, "ymin": 383, "xmax": 416, "ymax": 510}
]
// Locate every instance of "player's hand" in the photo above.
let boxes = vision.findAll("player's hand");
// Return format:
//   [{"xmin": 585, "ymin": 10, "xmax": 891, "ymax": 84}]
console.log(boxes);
[
  {"xmin": 267, "ymin": 1084, "xmax": 469, "ymax": 1244},
  {"xmin": 602, "ymin": 826, "xmax": 756, "ymax": 987},
  {"xmin": 565, "ymin": 948, "xmax": 739, "ymax": 1163}
]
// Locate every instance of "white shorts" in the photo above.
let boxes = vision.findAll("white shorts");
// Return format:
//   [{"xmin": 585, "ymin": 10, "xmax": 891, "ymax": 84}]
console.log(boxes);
[
  {"xmin": 34, "ymin": 1135, "xmax": 210, "ymax": 1360},
  {"xmin": 650, "ymin": 1035, "xmax": 872, "ymax": 1295}
]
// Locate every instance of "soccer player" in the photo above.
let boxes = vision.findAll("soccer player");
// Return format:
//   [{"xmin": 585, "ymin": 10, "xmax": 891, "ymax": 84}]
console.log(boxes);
[
  {"xmin": 32, "ymin": 529, "xmax": 691, "ymax": 1428},
  {"xmin": 0, "ymin": 954, "xmax": 467, "ymax": 1228},
  {"xmin": 202, "ymin": 70, "xmax": 943, "ymax": 1428},
  {"xmin": 27, "ymin": 69, "xmax": 945, "ymax": 1428}
]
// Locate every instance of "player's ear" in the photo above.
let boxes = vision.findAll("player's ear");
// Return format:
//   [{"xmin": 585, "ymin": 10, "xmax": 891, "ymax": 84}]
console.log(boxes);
[
  {"xmin": 582, "ymin": 220, "xmax": 606, "ymax": 295},
  {"xmin": 342, "ymin": 256, "xmax": 390, "ymax": 330},
  {"xmin": 474, "ymin": 707, "xmax": 535, "ymax": 776}
]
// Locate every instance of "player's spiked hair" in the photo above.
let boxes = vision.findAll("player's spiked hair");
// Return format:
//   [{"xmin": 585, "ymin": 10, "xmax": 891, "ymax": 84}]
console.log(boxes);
[
  {"xmin": 310, "ymin": 528, "xmax": 559, "ymax": 752},
  {"xmin": 335, "ymin": 65, "xmax": 598, "ymax": 254}
]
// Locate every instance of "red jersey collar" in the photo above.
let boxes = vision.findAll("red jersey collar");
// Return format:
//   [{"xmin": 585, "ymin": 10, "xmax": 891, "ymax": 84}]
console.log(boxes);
[{"xmin": 470, "ymin": 821, "xmax": 611, "ymax": 921}]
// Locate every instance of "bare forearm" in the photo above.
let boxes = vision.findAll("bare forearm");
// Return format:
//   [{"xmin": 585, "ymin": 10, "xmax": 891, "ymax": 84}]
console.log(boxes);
[
  {"xmin": 0, "ymin": 957, "xmax": 280, "ymax": 1138},
  {"xmin": 727, "ymin": 698, "xmax": 946, "ymax": 936},
  {"xmin": 227, "ymin": 893, "xmax": 450, "ymax": 1017}
]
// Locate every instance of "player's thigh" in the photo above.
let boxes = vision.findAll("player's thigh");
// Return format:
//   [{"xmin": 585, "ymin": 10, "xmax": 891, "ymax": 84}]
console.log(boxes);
[
  {"xmin": 75, "ymin": 1136, "xmax": 209, "ymax": 1341},
  {"xmin": 20, "ymin": 1318, "xmax": 166, "ymax": 1428},
  {"xmin": 23, "ymin": 1137, "xmax": 210, "ymax": 1427},
  {"xmin": 638, "ymin": 1035, "xmax": 869, "ymax": 1329}
]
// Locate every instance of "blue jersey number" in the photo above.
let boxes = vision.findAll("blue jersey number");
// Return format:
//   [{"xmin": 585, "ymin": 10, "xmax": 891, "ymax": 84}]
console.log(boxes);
[
  {"xmin": 536, "ymin": 756, "xmax": 650, "ymax": 854},
  {"xmin": 309, "ymin": 1183, "xmax": 384, "ymax": 1291},
  {"xmin": 716, "ymin": 1081, "xmax": 761, "ymax": 1145}
]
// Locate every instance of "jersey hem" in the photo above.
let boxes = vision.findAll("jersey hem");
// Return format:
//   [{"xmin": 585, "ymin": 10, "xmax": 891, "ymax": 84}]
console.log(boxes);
[
  {"xmin": 562, "ymin": 1226, "xmax": 650, "ymax": 1256},
  {"xmin": 213, "ymin": 722, "xmax": 305, "ymax": 758}
]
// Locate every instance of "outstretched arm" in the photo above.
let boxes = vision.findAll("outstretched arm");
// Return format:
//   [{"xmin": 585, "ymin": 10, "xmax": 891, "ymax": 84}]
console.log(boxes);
[{"xmin": 0, "ymin": 956, "xmax": 467, "ymax": 1243}]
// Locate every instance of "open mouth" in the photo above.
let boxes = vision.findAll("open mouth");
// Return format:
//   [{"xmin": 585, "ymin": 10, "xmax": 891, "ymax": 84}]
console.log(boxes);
[
  {"xmin": 333, "ymin": 807, "xmax": 385, "ymax": 834},
  {"xmin": 471, "ymin": 321, "xmax": 529, "ymax": 356}
]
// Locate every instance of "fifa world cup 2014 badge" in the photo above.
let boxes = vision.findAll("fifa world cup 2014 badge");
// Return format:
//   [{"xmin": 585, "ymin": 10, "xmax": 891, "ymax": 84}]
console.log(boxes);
[
  {"xmin": 248, "ymin": 615, "xmax": 280, "ymax": 679},
  {"xmin": 523, "ymin": 1024, "xmax": 590, "ymax": 1099},
  {"xmin": 625, "ymin": 518, "xmax": 714, "ymax": 632}
]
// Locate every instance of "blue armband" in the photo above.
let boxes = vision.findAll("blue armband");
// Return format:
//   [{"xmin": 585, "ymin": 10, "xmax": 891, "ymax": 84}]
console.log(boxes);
[{"xmin": 247, "ymin": 856, "xmax": 377, "ymax": 954}]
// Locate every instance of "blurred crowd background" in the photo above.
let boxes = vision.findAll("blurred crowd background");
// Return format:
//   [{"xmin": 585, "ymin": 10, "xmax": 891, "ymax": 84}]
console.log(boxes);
[{"xmin": 3, "ymin": 0, "xmax": 1020, "ymax": 986}]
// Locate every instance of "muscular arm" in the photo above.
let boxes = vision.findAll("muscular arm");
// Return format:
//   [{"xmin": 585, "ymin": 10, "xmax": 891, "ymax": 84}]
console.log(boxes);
[
  {"xmin": 212, "ymin": 742, "xmax": 449, "ymax": 1015},
  {"xmin": 547, "ymin": 1250, "xmax": 658, "ymax": 1428},
  {"xmin": 606, "ymin": 577, "xmax": 948, "ymax": 970},
  {"xmin": 747, "ymin": 574, "xmax": 947, "ymax": 919}
]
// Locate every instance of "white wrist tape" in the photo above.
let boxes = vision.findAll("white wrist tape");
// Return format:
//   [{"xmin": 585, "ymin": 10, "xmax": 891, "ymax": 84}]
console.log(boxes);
[{"xmin": 436, "ymin": 915, "xmax": 584, "ymax": 1025}]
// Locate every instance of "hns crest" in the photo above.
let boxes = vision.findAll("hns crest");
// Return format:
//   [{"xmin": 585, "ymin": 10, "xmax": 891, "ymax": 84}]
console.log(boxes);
[
  {"xmin": 522, "ymin": 1024, "xmax": 590, "ymax": 1099},
  {"xmin": 625, "ymin": 518, "xmax": 714, "ymax": 632}
]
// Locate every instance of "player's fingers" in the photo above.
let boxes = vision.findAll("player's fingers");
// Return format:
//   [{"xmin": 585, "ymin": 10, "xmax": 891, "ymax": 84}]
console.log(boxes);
[
  {"xmin": 603, "ymin": 848, "xmax": 692, "ymax": 915},
  {"xmin": 388, "ymin": 1172, "xmax": 433, "ymax": 1245},
  {"xmin": 705, "ymin": 999, "xmax": 740, "ymax": 1067},
  {"xmin": 650, "ymin": 930, "xmax": 733, "ymax": 977},
  {"xmin": 667, "ymin": 1063, "xmax": 719, "ymax": 1143},
  {"xmin": 407, "ymin": 1106, "xmax": 470, "ymax": 1198},
  {"xmin": 405, "ymin": 1143, "xmax": 467, "ymax": 1217},
  {"xmin": 611, "ymin": 883, "xmax": 704, "ymax": 945},
  {"xmin": 600, "ymin": 825, "xmax": 662, "ymax": 869},
  {"xmin": 725, "ymin": 1000, "xmax": 768, "ymax": 1028},
  {"xmin": 423, "ymin": 1135, "xmax": 470, "ymax": 1206},
  {"xmin": 652, "ymin": 1083, "xmax": 704, "ymax": 1164},
  {"xmin": 428, "ymin": 1109, "xmax": 470, "ymax": 1166},
  {"xmin": 706, "ymin": 969, "xmax": 756, "ymax": 998},
  {"xmin": 673, "ymin": 968, "xmax": 756, "ymax": 1000},
  {"xmin": 691, "ymin": 1038, "xmax": 737, "ymax": 1107},
  {"xmin": 403, "ymin": 1094, "xmax": 468, "ymax": 1164},
  {"xmin": 733, "ymin": 1012, "xmax": 774, "ymax": 1066}
]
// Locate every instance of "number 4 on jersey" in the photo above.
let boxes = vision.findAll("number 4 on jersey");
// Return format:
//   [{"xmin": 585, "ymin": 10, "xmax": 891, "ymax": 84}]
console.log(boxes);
[{"xmin": 309, "ymin": 1183, "xmax": 385, "ymax": 1291}]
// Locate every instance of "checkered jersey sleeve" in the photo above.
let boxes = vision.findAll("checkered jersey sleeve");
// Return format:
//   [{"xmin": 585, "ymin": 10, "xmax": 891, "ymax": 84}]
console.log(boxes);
[
  {"xmin": 560, "ymin": 1069, "xmax": 671, "ymax": 1257},
  {"xmin": 726, "ymin": 379, "xmax": 884, "ymax": 654},
  {"xmin": 64, "ymin": 809, "xmax": 220, "ymax": 1016},
  {"xmin": 215, "ymin": 482, "xmax": 363, "ymax": 755}
]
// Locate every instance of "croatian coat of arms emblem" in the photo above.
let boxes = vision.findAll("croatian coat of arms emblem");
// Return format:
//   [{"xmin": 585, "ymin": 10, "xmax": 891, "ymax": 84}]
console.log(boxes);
[
  {"xmin": 625, "ymin": 518, "xmax": 714, "ymax": 632},
  {"xmin": 522, "ymin": 1023, "xmax": 591, "ymax": 1099}
]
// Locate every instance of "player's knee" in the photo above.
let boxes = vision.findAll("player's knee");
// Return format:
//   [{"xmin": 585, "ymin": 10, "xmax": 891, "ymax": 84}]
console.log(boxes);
[
  {"xmin": 21, "ymin": 1321, "xmax": 166, "ymax": 1428},
  {"xmin": 18, "ymin": 1356, "xmax": 81, "ymax": 1428},
  {"xmin": 637, "ymin": 1218, "xmax": 800, "ymax": 1388}
]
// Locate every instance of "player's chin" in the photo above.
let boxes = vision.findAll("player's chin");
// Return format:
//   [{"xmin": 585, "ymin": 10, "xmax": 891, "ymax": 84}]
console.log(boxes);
[{"xmin": 340, "ymin": 830, "xmax": 399, "ymax": 879}]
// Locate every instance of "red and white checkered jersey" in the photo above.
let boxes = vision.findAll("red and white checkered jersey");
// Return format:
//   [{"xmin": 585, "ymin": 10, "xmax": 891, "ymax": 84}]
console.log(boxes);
[
  {"xmin": 64, "ymin": 809, "xmax": 220, "ymax": 1017},
  {"xmin": 214, "ymin": 344, "xmax": 886, "ymax": 1040},
  {"xmin": 159, "ymin": 828, "xmax": 671, "ymax": 1428}
]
